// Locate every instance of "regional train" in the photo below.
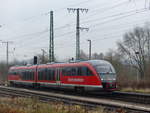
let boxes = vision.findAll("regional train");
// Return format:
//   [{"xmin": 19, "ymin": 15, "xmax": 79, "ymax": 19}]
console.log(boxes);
[{"xmin": 8, "ymin": 60, "xmax": 117, "ymax": 92}]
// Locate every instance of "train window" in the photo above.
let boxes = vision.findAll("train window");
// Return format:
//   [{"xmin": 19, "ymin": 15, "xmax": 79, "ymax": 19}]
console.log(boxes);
[
  {"xmin": 28, "ymin": 70, "xmax": 31, "ymax": 80},
  {"xmin": 38, "ymin": 69, "xmax": 44, "ymax": 80},
  {"xmin": 86, "ymin": 67, "xmax": 93, "ymax": 76},
  {"xmin": 77, "ymin": 67, "xmax": 93, "ymax": 76},
  {"xmin": 46, "ymin": 68, "xmax": 51, "ymax": 80},
  {"xmin": 9, "ymin": 69, "xmax": 35, "ymax": 80},
  {"xmin": 62, "ymin": 68, "xmax": 67, "ymax": 76},
  {"xmin": 51, "ymin": 69, "xmax": 55, "ymax": 80},
  {"xmin": 77, "ymin": 67, "xmax": 83, "ymax": 76},
  {"xmin": 62, "ymin": 67, "xmax": 71, "ymax": 76},
  {"xmin": 17, "ymin": 70, "xmax": 20, "ymax": 76},
  {"xmin": 25, "ymin": 71, "xmax": 27, "ymax": 80},
  {"xmin": 46, "ymin": 68, "xmax": 53, "ymax": 81},
  {"xmin": 44, "ymin": 69, "xmax": 47, "ymax": 80},
  {"xmin": 19, "ymin": 70, "xmax": 23, "ymax": 77},
  {"xmin": 27, "ymin": 70, "xmax": 30, "ymax": 80},
  {"xmin": 47, "ymin": 68, "xmax": 55, "ymax": 81},
  {"xmin": 38, "ymin": 68, "xmax": 55, "ymax": 81},
  {"xmin": 22, "ymin": 70, "xmax": 27, "ymax": 80},
  {"xmin": 38, "ymin": 69, "xmax": 41, "ymax": 80},
  {"xmin": 62, "ymin": 66, "xmax": 93, "ymax": 76},
  {"xmin": 22, "ymin": 70, "xmax": 26, "ymax": 79},
  {"xmin": 26, "ymin": 71, "xmax": 29, "ymax": 80},
  {"xmin": 28, "ymin": 69, "xmax": 34, "ymax": 80},
  {"xmin": 62, "ymin": 67, "xmax": 82, "ymax": 76},
  {"xmin": 71, "ymin": 67, "xmax": 77, "ymax": 76},
  {"xmin": 31, "ymin": 69, "xmax": 34, "ymax": 80},
  {"xmin": 21, "ymin": 71, "xmax": 24, "ymax": 80},
  {"xmin": 67, "ymin": 67, "xmax": 72, "ymax": 75}
]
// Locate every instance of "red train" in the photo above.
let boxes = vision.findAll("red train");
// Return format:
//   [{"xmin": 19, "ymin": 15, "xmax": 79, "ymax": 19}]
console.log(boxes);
[{"xmin": 8, "ymin": 60, "xmax": 117, "ymax": 92}]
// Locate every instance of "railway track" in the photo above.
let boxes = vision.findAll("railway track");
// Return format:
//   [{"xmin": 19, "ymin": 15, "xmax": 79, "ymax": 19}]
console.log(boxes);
[{"xmin": 0, "ymin": 86, "xmax": 150, "ymax": 113}]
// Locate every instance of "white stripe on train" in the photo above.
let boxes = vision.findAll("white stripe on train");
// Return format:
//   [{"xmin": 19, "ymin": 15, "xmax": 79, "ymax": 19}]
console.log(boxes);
[{"xmin": 9, "ymin": 80, "xmax": 103, "ymax": 88}]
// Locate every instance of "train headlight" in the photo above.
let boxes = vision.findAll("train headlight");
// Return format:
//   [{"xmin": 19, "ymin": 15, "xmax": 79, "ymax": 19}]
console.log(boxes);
[{"xmin": 112, "ymin": 78, "xmax": 116, "ymax": 81}]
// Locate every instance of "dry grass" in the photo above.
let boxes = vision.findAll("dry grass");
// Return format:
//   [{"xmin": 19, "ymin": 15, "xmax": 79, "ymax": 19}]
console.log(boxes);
[
  {"xmin": 0, "ymin": 97, "xmax": 112, "ymax": 113},
  {"xmin": 121, "ymin": 87, "xmax": 150, "ymax": 94},
  {"xmin": 117, "ymin": 75, "xmax": 150, "ymax": 93}
]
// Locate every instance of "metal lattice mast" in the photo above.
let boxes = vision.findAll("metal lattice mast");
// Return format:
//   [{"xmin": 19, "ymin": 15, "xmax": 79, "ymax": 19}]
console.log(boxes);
[
  {"xmin": 76, "ymin": 9, "xmax": 80, "ymax": 60},
  {"xmin": 49, "ymin": 11, "xmax": 54, "ymax": 62},
  {"xmin": 1, "ymin": 41, "xmax": 13, "ymax": 67},
  {"xmin": 67, "ymin": 8, "xmax": 89, "ymax": 60}
]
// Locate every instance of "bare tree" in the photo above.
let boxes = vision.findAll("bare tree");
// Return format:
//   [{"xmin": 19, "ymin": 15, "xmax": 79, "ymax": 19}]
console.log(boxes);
[
  {"xmin": 36, "ymin": 54, "xmax": 49, "ymax": 64},
  {"xmin": 117, "ymin": 26, "xmax": 150, "ymax": 79}
]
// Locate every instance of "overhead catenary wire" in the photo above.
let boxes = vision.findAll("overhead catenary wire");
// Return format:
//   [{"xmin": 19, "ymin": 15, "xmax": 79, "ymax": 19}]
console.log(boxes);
[
  {"xmin": 26, "ymin": 20, "xmax": 147, "ymax": 51},
  {"xmin": 12, "ymin": 11, "xmax": 149, "ymax": 50},
  {"xmin": 2, "ymin": 0, "xmax": 130, "ymax": 36},
  {"xmin": 86, "ymin": 0, "xmax": 130, "ymax": 17},
  {"xmin": 1, "ymin": 0, "xmax": 149, "ymax": 61},
  {"xmin": 55, "ymin": 0, "xmax": 131, "ymax": 29},
  {"xmin": 5, "ymin": 7, "xmax": 148, "ymax": 43},
  {"xmin": 90, "ymin": 8, "xmax": 149, "ymax": 28},
  {"xmin": 81, "ymin": 8, "xmax": 147, "ymax": 25},
  {"xmin": 1, "ymin": 0, "xmax": 140, "ymax": 39},
  {"xmin": 7, "ymin": 8, "xmax": 149, "ymax": 51}
]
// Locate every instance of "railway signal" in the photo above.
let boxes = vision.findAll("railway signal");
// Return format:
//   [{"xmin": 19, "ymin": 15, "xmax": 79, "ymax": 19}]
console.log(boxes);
[{"xmin": 33, "ymin": 56, "xmax": 38, "ymax": 65}]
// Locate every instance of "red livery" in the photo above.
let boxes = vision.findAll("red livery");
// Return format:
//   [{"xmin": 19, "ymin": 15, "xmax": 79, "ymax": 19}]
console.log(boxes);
[{"xmin": 8, "ymin": 60, "xmax": 117, "ymax": 92}]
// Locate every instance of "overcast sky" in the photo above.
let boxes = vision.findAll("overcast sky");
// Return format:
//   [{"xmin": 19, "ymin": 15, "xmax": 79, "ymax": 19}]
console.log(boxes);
[{"xmin": 0, "ymin": 0, "xmax": 150, "ymax": 62}]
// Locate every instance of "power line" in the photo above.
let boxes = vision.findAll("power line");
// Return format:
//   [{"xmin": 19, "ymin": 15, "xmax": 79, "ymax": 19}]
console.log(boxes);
[
  {"xmin": 90, "ymin": 0, "xmax": 129, "ymax": 15},
  {"xmin": 55, "ymin": 0, "xmax": 91, "ymax": 12},
  {"xmin": 90, "ymin": 8, "xmax": 149, "ymax": 28},
  {"xmin": 1, "ymin": 0, "xmax": 143, "ymax": 41},
  {"xmin": 55, "ymin": 0, "xmax": 130, "ymax": 29},
  {"xmin": 54, "ymin": 3, "xmax": 146, "ymax": 33},
  {"xmin": 15, "ymin": 16, "xmax": 148, "ymax": 50},
  {"xmin": 53, "ymin": 21, "xmax": 148, "ymax": 49},
  {"xmin": 6, "ymin": 28, "xmax": 48, "ymax": 41},
  {"xmin": 80, "ymin": 0, "xmax": 130, "ymax": 21},
  {"xmin": 81, "ymin": 8, "xmax": 146, "ymax": 25},
  {"xmin": 14, "ymin": 22, "xmax": 149, "ymax": 60},
  {"xmin": 13, "ymin": 9, "xmax": 149, "ymax": 49}
]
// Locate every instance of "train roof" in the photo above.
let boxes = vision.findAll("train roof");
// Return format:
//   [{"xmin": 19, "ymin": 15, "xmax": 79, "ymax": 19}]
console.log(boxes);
[
  {"xmin": 9, "ymin": 60, "xmax": 112, "ymax": 70},
  {"xmin": 83, "ymin": 60, "xmax": 112, "ymax": 66}
]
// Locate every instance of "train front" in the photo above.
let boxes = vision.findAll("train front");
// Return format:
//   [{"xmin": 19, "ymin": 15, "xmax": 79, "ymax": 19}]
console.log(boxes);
[{"xmin": 89, "ymin": 60, "xmax": 117, "ymax": 91}]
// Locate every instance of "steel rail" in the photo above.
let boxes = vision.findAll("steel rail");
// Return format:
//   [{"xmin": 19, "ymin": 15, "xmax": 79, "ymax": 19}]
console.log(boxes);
[{"xmin": 0, "ymin": 86, "xmax": 150, "ymax": 113}]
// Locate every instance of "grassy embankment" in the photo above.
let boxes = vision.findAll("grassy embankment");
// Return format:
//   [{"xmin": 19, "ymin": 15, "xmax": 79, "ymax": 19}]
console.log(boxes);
[
  {"xmin": 121, "ymin": 88, "xmax": 150, "ymax": 93},
  {"xmin": 0, "ymin": 97, "xmax": 113, "ymax": 113},
  {"xmin": 117, "ymin": 77, "xmax": 150, "ymax": 94}
]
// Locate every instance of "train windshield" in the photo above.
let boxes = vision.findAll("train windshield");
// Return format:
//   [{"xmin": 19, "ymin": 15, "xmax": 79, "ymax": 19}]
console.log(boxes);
[
  {"xmin": 95, "ymin": 65, "xmax": 115, "ymax": 73},
  {"xmin": 95, "ymin": 65, "xmax": 116, "ymax": 81},
  {"xmin": 86, "ymin": 60, "xmax": 116, "ymax": 81}
]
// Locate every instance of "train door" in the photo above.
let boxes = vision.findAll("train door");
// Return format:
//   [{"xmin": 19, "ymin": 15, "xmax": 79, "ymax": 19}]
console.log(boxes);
[{"xmin": 55, "ymin": 68, "xmax": 61, "ymax": 85}]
